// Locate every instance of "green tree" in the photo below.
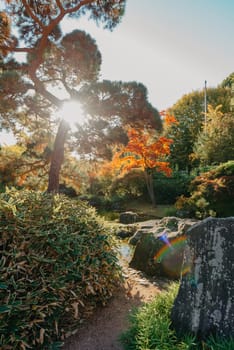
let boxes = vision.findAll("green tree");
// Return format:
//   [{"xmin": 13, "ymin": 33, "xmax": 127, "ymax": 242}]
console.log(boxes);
[
  {"xmin": 0, "ymin": 141, "xmax": 86, "ymax": 192},
  {"xmin": 0, "ymin": 28, "xmax": 102, "ymax": 192},
  {"xmin": 166, "ymin": 86, "xmax": 231, "ymax": 171},
  {"xmin": 0, "ymin": 0, "xmax": 127, "ymax": 192},
  {"xmin": 194, "ymin": 105, "xmax": 234, "ymax": 165},
  {"xmin": 0, "ymin": 1, "xmax": 162, "ymax": 193},
  {"xmin": 220, "ymin": 72, "xmax": 234, "ymax": 88},
  {"xmin": 75, "ymin": 80, "xmax": 162, "ymax": 160}
]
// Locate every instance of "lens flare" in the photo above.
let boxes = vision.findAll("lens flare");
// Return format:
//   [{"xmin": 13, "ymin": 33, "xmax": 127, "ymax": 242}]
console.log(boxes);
[
  {"xmin": 158, "ymin": 231, "xmax": 171, "ymax": 247},
  {"xmin": 154, "ymin": 235, "xmax": 190, "ymax": 277},
  {"xmin": 155, "ymin": 235, "xmax": 186, "ymax": 262}
]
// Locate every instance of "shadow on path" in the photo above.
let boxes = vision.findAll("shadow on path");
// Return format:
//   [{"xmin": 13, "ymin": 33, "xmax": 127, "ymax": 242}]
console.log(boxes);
[{"xmin": 62, "ymin": 267, "xmax": 168, "ymax": 350}]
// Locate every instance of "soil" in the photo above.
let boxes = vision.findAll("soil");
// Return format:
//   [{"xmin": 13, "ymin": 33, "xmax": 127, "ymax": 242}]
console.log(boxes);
[{"xmin": 62, "ymin": 257, "xmax": 170, "ymax": 350}]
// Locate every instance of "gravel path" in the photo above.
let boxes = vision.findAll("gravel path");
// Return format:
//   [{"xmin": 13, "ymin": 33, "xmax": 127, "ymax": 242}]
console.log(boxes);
[{"xmin": 62, "ymin": 265, "xmax": 168, "ymax": 350}]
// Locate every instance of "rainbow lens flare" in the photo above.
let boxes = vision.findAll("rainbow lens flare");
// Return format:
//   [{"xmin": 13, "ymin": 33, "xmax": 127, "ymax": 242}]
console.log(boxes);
[
  {"xmin": 154, "ymin": 235, "xmax": 190, "ymax": 277},
  {"xmin": 158, "ymin": 231, "xmax": 171, "ymax": 247}
]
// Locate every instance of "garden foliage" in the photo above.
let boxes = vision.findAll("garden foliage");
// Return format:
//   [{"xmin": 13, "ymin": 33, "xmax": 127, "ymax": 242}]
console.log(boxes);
[
  {"xmin": 120, "ymin": 283, "xmax": 196, "ymax": 350},
  {"xmin": 120, "ymin": 283, "xmax": 234, "ymax": 350},
  {"xmin": 153, "ymin": 170, "xmax": 193, "ymax": 204},
  {"xmin": 175, "ymin": 161, "xmax": 234, "ymax": 218},
  {"xmin": 0, "ymin": 189, "xmax": 122, "ymax": 349}
]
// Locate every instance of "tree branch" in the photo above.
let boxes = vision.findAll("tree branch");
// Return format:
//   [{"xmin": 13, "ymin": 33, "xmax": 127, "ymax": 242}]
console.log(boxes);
[
  {"xmin": 29, "ymin": 74, "xmax": 62, "ymax": 107},
  {"xmin": 55, "ymin": 0, "xmax": 65, "ymax": 13},
  {"xmin": 0, "ymin": 45, "xmax": 34, "ymax": 53},
  {"xmin": 20, "ymin": 159, "xmax": 49, "ymax": 176},
  {"xmin": 22, "ymin": 0, "xmax": 44, "ymax": 28},
  {"xmin": 1, "ymin": 1, "xmax": 95, "ymax": 75},
  {"xmin": 62, "ymin": 0, "xmax": 95, "ymax": 15}
]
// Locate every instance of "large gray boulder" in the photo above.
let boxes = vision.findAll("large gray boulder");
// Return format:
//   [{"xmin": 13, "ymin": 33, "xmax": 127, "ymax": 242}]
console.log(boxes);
[
  {"xmin": 171, "ymin": 217, "xmax": 234, "ymax": 339},
  {"xmin": 129, "ymin": 217, "xmax": 197, "ymax": 278},
  {"xmin": 115, "ymin": 224, "xmax": 138, "ymax": 239},
  {"xmin": 129, "ymin": 221, "xmax": 157, "ymax": 245}
]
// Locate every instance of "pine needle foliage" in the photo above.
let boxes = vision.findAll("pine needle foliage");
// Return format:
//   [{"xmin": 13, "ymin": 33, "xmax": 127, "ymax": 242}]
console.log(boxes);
[{"xmin": 0, "ymin": 188, "xmax": 122, "ymax": 349}]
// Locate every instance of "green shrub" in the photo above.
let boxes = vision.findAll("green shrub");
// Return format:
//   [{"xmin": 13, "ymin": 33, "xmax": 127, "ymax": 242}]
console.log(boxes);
[
  {"xmin": 79, "ymin": 193, "xmax": 126, "ymax": 213},
  {"xmin": 120, "ymin": 283, "xmax": 234, "ymax": 350},
  {"xmin": 98, "ymin": 210, "xmax": 120, "ymax": 221},
  {"xmin": 153, "ymin": 171, "xmax": 193, "ymax": 205},
  {"xmin": 109, "ymin": 170, "xmax": 146, "ymax": 199},
  {"xmin": 120, "ymin": 283, "xmax": 196, "ymax": 350},
  {"xmin": 175, "ymin": 161, "xmax": 234, "ymax": 218},
  {"xmin": 164, "ymin": 206, "xmax": 178, "ymax": 217},
  {"xmin": 85, "ymin": 169, "xmax": 192, "ymax": 209},
  {"xmin": 0, "ymin": 189, "xmax": 122, "ymax": 349}
]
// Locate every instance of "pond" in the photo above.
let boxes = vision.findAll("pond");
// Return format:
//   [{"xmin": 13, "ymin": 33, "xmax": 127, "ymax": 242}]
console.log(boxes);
[{"xmin": 117, "ymin": 240, "xmax": 134, "ymax": 264}]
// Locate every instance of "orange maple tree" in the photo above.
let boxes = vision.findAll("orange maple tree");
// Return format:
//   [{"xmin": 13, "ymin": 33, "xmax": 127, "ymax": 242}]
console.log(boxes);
[
  {"xmin": 104, "ymin": 126, "xmax": 174, "ymax": 206},
  {"xmin": 160, "ymin": 110, "xmax": 179, "ymax": 126}
]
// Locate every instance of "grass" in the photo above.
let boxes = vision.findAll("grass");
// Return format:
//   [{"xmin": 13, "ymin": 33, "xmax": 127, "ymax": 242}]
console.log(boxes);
[
  {"xmin": 120, "ymin": 282, "xmax": 234, "ymax": 350},
  {"xmin": 125, "ymin": 199, "xmax": 176, "ymax": 219}
]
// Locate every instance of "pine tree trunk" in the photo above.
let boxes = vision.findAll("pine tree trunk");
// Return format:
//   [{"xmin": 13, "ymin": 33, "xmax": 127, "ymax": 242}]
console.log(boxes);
[{"xmin": 47, "ymin": 120, "xmax": 70, "ymax": 193}]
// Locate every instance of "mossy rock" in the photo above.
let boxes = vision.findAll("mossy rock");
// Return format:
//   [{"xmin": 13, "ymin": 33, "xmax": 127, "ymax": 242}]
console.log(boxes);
[{"xmin": 129, "ymin": 218, "xmax": 197, "ymax": 278}]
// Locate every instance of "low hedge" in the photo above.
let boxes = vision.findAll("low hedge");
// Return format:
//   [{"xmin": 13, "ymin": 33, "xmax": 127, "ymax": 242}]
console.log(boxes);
[{"xmin": 0, "ymin": 189, "xmax": 122, "ymax": 349}]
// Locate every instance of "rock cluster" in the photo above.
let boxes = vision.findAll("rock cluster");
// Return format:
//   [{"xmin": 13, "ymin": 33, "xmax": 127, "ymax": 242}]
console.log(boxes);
[
  {"xmin": 129, "ymin": 217, "xmax": 198, "ymax": 278},
  {"xmin": 116, "ymin": 216, "xmax": 198, "ymax": 278}
]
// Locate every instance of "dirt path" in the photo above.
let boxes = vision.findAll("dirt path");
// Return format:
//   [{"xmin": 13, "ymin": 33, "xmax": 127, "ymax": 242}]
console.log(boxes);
[{"xmin": 62, "ymin": 264, "xmax": 169, "ymax": 350}]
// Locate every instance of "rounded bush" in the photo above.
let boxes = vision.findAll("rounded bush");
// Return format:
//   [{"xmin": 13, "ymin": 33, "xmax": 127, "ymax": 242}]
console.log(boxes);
[{"xmin": 0, "ymin": 189, "xmax": 122, "ymax": 349}]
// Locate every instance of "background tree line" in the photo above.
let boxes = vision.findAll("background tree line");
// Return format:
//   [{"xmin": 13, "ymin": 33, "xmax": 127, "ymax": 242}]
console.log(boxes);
[{"xmin": 0, "ymin": 1, "xmax": 233, "ymax": 216}]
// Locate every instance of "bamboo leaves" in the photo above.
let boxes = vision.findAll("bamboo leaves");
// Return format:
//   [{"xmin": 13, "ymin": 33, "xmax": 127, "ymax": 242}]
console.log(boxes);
[{"xmin": 0, "ymin": 189, "xmax": 122, "ymax": 348}]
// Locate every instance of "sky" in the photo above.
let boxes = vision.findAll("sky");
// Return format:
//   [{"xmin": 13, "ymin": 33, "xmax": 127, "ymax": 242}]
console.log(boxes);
[
  {"xmin": 61, "ymin": 0, "xmax": 234, "ymax": 110},
  {"xmin": 1, "ymin": 0, "xmax": 234, "ymax": 144}
]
